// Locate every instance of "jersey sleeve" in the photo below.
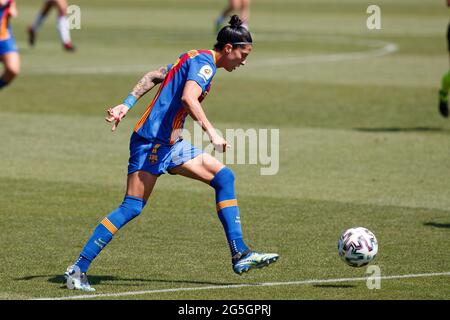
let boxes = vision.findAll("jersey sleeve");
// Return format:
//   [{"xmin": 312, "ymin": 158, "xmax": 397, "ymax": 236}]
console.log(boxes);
[{"xmin": 186, "ymin": 55, "xmax": 215, "ymax": 92}]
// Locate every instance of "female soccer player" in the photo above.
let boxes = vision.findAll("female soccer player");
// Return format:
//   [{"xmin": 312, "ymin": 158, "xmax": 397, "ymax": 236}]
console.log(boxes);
[
  {"xmin": 0, "ymin": 0, "xmax": 19, "ymax": 90},
  {"xmin": 215, "ymin": 0, "xmax": 251, "ymax": 32},
  {"xmin": 65, "ymin": 15, "xmax": 278, "ymax": 292},
  {"xmin": 438, "ymin": 0, "xmax": 450, "ymax": 117},
  {"xmin": 27, "ymin": 0, "xmax": 75, "ymax": 52}
]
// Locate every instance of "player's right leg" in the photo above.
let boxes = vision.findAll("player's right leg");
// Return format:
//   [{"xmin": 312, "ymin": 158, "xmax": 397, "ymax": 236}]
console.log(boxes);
[
  {"xmin": 65, "ymin": 133, "xmax": 159, "ymax": 291},
  {"xmin": 0, "ymin": 51, "xmax": 20, "ymax": 89},
  {"xmin": 65, "ymin": 171, "xmax": 157, "ymax": 291}
]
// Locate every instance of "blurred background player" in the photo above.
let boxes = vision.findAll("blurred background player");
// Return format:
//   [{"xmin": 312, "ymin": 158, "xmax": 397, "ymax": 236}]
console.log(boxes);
[
  {"xmin": 27, "ymin": 0, "xmax": 75, "ymax": 52},
  {"xmin": 0, "ymin": 0, "xmax": 19, "ymax": 90},
  {"xmin": 438, "ymin": 0, "xmax": 450, "ymax": 117},
  {"xmin": 64, "ymin": 15, "xmax": 278, "ymax": 292},
  {"xmin": 215, "ymin": 0, "xmax": 250, "ymax": 32}
]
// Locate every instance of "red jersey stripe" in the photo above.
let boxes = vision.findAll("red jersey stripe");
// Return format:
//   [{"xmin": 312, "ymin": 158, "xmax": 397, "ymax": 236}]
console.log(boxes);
[{"xmin": 134, "ymin": 53, "xmax": 192, "ymax": 133}]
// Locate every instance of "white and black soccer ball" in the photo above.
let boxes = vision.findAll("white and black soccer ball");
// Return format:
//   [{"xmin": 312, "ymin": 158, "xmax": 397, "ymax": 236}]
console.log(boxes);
[{"xmin": 338, "ymin": 227, "xmax": 378, "ymax": 267}]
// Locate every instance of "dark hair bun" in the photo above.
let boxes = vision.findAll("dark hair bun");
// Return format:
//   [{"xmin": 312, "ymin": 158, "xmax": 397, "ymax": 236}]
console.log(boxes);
[
  {"xmin": 214, "ymin": 14, "xmax": 252, "ymax": 49},
  {"xmin": 229, "ymin": 15, "xmax": 243, "ymax": 29}
]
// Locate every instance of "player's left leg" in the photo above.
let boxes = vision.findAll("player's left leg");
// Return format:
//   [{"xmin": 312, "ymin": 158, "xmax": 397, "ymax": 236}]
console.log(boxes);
[
  {"xmin": 169, "ymin": 152, "xmax": 279, "ymax": 275},
  {"xmin": 0, "ymin": 51, "xmax": 20, "ymax": 89}
]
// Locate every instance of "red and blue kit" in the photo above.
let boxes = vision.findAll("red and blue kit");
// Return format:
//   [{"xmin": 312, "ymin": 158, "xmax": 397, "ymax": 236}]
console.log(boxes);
[
  {"xmin": 0, "ymin": 0, "xmax": 17, "ymax": 55},
  {"xmin": 128, "ymin": 49, "xmax": 217, "ymax": 175}
]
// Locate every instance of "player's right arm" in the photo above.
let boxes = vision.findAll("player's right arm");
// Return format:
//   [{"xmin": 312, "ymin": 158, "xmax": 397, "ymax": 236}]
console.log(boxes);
[
  {"xmin": 129, "ymin": 65, "xmax": 169, "ymax": 100},
  {"xmin": 106, "ymin": 66, "xmax": 169, "ymax": 131}
]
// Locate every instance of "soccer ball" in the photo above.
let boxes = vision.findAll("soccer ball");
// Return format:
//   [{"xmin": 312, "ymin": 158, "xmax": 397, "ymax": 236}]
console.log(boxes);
[{"xmin": 338, "ymin": 227, "xmax": 378, "ymax": 267}]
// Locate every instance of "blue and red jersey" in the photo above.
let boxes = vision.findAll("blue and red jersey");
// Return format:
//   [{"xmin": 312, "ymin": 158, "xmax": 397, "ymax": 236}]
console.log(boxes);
[
  {"xmin": 0, "ymin": 0, "xmax": 14, "ymax": 41},
  {"xmin": 134, "ymin": 49, "xmax": 217, "ymax": 145}
]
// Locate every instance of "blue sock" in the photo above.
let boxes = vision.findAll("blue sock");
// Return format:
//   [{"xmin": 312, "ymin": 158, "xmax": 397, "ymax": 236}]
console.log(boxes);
[
  {"xmin": 75, "ymin": 195, "xmax": 146, "ymax": 273},
  {"xmin": 0, "ymin": 78, "xmax": 8, "ymax": 89},
  {"xmin": 210, "ymin": 167, "xmax": 249, "ymax": 261}
]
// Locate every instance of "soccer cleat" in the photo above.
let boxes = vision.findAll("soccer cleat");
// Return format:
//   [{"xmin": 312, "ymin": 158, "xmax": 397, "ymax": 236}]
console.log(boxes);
[
  {"xmin": 439, "ymin": 90, "xmax": 448, "ymax": 118},
  {"xmin": 63, "ymin": 43, "xmax": 76, "ymax": 52},
  {"xmin": 232, "ymin": 251, "xmax": 279, "ymax": 275},
  {"xmin": 27, "ymin": 27, "xmax": 36, "ymax": 47},
  {"xmin": 64, "ymin": 265, "xmax": 96, "ymax": 292}
]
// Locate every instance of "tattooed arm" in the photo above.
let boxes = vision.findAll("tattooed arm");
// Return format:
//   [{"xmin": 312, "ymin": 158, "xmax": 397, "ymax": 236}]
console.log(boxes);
[
  {"xmin": 105, "ymin": 66, "xmax": 168, "ymax": 131},
  {"xmin": 129, "ymin": 66, "xmax": 168, "ymax": 100}
]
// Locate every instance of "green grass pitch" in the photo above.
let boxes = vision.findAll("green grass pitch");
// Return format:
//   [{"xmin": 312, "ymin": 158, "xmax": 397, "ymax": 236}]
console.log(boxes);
[{"xmin": 0, "ymin": 0, "xmax": 449, "ymax": 299}]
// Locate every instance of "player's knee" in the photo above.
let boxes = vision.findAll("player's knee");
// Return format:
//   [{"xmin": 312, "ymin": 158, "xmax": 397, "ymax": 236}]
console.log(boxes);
[
  {"xmin": 5, "ymin": 65, "xmax": 20, "ymax": 79},
  {"xmin": 57, "ymin": 8, "xmax": 66, "ymax": 17},
  {"xmin": 107, "ymin": 196, "xmax": 146, "ymax": 230},
  {"xmin": 210, "ymin": 166, "xmax": 235, "ymax": 190},
  {"xmin": 120, "ymin": 195, "xmax": 146, "ymax": 220},
  {"xmin": 55, "ymin": 0, "xmax": 67, "ymax": 15}
]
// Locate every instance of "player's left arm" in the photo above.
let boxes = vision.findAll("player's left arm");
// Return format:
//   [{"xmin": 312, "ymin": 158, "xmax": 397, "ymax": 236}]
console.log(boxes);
[{"xmin": 105, "ymin": 65, "xmax": 168, "ymax": 131}]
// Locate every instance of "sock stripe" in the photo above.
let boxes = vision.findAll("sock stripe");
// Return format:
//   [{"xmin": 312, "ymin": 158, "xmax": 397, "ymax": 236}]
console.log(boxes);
[
  {"xmin": 216, "ymin": 199, "xmax": 238, "ymax": 212},
  {"xmin": 101, "ymin": 218, "xmax": 118, "ymax": 235}
]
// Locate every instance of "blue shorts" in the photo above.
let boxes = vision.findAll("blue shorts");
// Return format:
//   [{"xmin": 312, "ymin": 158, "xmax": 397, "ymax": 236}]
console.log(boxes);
[
  {"xmin": 0, "ymin": 37, "xmax": 18, "ymax": 55},
  {"xmin": 127, "ymin": 132, "xmax": 203, "ymax": 175}
]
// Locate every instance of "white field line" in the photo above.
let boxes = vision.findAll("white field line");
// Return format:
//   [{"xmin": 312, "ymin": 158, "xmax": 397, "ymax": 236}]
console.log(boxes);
[
  {"xmin": 21, "ymin": 38, "xmax": 398, "ymax": 75},
  {"xmin": 249, "ymin": 41, "xmax": 398, "ymax": 67},
  {"xmin": 33, "ymin": 271, "xmax": 450, "ymax": 300}
]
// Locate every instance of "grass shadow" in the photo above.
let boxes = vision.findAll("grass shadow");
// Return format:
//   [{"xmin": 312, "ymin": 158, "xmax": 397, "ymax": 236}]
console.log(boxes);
[
  {"xmin": 14, "ymin": 274, "xmax": 241, "ymax": 288},
  {"xmin": 423, "ymin": 222, "xmax": 450, "ymax": 229},
  {"xmin": 353, "ymin": 127, "xmax": 445, "ymax": 133}
]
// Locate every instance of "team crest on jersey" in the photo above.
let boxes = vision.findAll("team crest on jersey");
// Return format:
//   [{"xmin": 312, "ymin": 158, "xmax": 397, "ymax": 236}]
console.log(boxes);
[
  {"xmin": 198, "ymin": 65, "xmax": 213, "ymax": 83},
  {"xmin": 149, "ymin": 154, "xmax": 158, "ymax": 164}
]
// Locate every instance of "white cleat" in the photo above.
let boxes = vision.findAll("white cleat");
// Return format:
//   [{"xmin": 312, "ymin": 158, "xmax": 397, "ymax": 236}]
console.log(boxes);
[{"xmin": 64, "ymin": 265, "xmax": 96, "ymax": 292}]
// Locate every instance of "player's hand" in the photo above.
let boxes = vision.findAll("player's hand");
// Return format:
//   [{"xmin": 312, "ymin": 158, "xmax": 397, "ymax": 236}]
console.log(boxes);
[
  {"xmin": 105, "ymin": 104, "xmax": 130, "ymax": 132},
  {"xmin": 210, "ymin": 135, "xmax": 230, "ymax": 153}
]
